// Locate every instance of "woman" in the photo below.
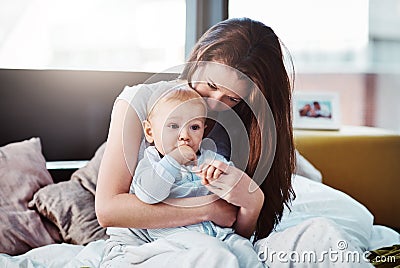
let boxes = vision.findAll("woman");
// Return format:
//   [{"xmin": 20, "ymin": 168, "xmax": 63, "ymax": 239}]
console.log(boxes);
[
  {"xmin": 96, "ymin": 18, "xmax": 370, "ymax": 267},
  {"xmin": 97, "ymin": 16, "xmax": 291, "ymax": 238}
]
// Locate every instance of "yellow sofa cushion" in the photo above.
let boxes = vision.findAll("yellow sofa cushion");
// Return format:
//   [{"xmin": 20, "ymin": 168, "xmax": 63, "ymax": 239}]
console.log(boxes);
[{"xmin": 294, "ymin": 126, "xmax": 400, "ymax": 229}]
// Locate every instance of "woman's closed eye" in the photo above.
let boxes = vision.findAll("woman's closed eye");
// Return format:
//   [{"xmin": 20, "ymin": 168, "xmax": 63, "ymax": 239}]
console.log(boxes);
[
  {"xmin": 207, "ymin": 82, "xmax": 218, "ymax": 90},
  {"xmin": 207, "ymin": 82, "xmax": 241, "ymax": 103}
]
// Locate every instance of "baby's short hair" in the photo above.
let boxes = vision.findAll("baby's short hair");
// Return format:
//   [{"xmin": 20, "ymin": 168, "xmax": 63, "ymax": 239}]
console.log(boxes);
[{"xmin": 147, "ymin": 85, "xmax": 207, "ymax": 119}]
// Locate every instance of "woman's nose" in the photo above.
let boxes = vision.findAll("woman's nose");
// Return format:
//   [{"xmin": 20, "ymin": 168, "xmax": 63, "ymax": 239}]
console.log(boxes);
[
  {"xmin": 209, "ymin": 91, "xmax": 224, "ymax": 101},
  {"xmin": 206, "ymin": 91, "xmax": 224, "ymax": 110}
]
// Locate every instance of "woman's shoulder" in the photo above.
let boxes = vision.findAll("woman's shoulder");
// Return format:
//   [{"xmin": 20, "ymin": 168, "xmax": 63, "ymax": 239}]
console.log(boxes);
[
  {"xmin": 117, "ymin": 80, "xmax": 179, "ymax": 102},
  {"xmin": 115, "ymin": 79, "xmax": 186, "ymax": 121}
]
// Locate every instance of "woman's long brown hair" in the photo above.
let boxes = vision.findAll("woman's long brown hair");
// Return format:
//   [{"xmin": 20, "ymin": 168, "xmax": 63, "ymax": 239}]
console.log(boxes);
[{"xmin": 183, "ymin": 18, "xmax": 296, "ymax": 241}]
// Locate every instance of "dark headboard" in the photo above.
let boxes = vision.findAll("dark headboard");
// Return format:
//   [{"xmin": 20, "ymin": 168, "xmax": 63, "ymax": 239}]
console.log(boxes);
[{"xmin": 0, "ymin": 69, "xmax": 178, "ymax": 161}]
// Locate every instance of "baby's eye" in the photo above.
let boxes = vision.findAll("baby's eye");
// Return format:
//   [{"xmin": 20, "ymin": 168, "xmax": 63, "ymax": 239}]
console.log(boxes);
[
  {"xmin": 190, "ymin": 124, "xmax": 201, "ymax": 131},
  {"xmin": 168, "ymin": 123, "xmax": 179, "ymax": 129}
]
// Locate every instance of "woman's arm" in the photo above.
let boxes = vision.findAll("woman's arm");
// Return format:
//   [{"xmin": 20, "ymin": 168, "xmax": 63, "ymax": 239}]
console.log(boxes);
[
  {"xmin": 234, "ymin": 188, "xmax": 264, "ymax": 238},
  {"xmin": 95, "ymin": 100, "xmax": 237, "ymax": 229},
  {"xmin": 200, "ymin": 160, "xmax": 264, "ymax": 238}
]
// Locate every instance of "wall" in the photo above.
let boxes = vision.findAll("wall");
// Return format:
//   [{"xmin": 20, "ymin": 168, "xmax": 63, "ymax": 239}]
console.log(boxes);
[
  {"xmin": 375, "ymin": 74, "xmax": 400, "ymax": 133},
  {"xmin": 294, "ymin": 73, "xmax": 367, "ymax": 126},
  {"xmin": 295, "ymin": 72, "xmax": 400, "ymax": 133}
]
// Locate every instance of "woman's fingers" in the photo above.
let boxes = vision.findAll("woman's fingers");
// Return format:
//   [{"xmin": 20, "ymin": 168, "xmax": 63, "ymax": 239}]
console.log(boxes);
[
  {"xmin": 212, "ymin": 178, "xmax": 237, "ymax": 189},
  {"xmin": 206, "ymin": 160, "xmax": 230, "ymax": 174},
  {"xmin": 197, "ymin": 161, "xmax": 233, "ymax": 188},
  {"xmin": 200, "ymin": 160, "xmax": 229, "ymax": 179},
  {"xmin": 202, "ymin": 164, "xmax": 224, "ymax": 182},
  {"xmin": 199, "ymin": 164, "xmax": 209, "ymax": 181},
  {"xmin": 203, "ymin": 164, "xmax": 261, "ymax": 209},
  {"xmin": 213, "ymin": 168, "xmax": 222, "ymax": 179},
  {"xmin": 205, "ymin": 181, "xmax": 232, "ymax": 198},
  {"xmin": 204, "ymin": 168, "xmax": 250, "ymax": 204},
  {"xmin": 205, "ymin": 165, "xmax": 216, "ymax": 180}
]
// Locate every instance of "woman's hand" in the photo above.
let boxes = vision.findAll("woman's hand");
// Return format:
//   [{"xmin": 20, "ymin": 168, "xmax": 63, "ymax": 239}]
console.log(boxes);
[
  {"xmin": 199, "ymin": 160, "xmax": 262, "ymax": 209},
  {"xmin": 165, "ymin": 193, "xmax": 238, "ymax": 228},
  {"xmin": 207, "ymin": 197, "xmax": 238, "ymax": 227},
  {"xmin": 198, "ymin": 160, "xmax": 264, "ymax": 238}
]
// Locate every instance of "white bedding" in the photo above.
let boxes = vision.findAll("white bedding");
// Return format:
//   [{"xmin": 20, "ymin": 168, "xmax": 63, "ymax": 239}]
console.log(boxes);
[
  {"xmin": 1, "ymin": 175, "xmax": 399, "ymax": 267},
  {"xmin": 0, "ymin": 240, "xmax": 105, "ymax": 268},
  {"xmin": 1, "ymin": 226, "xmax": 397, "ymax": 267}
]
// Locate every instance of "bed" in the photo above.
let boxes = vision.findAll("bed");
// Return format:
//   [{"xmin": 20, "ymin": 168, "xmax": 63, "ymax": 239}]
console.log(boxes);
[{"xmin": 0, "ymin": 69, "xmax": 399, "ymax": 267}]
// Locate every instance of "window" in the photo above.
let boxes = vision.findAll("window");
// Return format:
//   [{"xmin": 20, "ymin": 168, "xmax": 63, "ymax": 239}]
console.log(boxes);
[
  {"xmin": 229, "ymin": 0, "xmax": 369, "ymax": 72},
  {"xmin": 0, "ymin": 0, "xmax": 186, "ymax": 72}
]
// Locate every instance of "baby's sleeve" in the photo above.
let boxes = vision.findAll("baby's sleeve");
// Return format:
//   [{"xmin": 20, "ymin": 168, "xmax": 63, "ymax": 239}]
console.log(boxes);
[
  {"xmin": 214, "ymin": 152, "xmax": 234, "ymax": 167},
  {"xmin": 201, "ymin": 150, "xmax": 234, "ymax": 167},
  {"xmin": 132, "ymin": 150, "xmax": 181, "ymax": 204}
]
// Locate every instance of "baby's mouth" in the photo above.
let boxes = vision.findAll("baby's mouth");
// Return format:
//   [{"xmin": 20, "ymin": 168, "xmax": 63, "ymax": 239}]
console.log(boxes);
[
  {"xmin": 177, "ymin": 142, "xmax": 196, "ymax": 152},
  {"xmin": 178, "ymin": 141, "xmax": 190, "ymax": 146}
]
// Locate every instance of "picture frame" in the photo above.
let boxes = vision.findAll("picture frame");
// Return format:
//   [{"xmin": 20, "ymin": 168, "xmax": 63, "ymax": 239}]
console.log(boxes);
[{"xmin": 293, "ymin": 91, "xmax": 341, "ymax": 130}]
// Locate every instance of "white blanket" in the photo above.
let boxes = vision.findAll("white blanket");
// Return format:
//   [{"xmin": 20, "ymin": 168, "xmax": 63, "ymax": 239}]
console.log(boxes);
[
  {"xmin": 101, "ymin": 228, "xmax": 264, "ymax": 268},
  {"xmin": 1, "ymin": 175, "xmax": 399, "ymax": 267},
  {"xmin": 0, "ymin": 240, "xmax": 105, "ymax": 268},
  {"xmin": 2, "ymin": 225, "xmax": 398, "ymax": 267}
]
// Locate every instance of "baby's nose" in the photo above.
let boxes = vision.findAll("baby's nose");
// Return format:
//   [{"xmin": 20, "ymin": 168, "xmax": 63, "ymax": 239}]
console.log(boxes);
[{"xmin": 179, "ymin": 127, "xmax": 190, "ymax": 141}]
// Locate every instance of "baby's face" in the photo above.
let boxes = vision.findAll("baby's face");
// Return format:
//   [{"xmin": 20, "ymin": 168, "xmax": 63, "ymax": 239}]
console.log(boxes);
[{"xmin": 149, "ymin": 99, "xmax": 206, "ymax": 155}]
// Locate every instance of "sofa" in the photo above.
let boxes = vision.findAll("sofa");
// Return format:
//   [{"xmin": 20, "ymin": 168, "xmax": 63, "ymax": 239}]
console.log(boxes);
[{"xmin": 295, "ymin": 126, "xmax": 400, "ymax": 230}]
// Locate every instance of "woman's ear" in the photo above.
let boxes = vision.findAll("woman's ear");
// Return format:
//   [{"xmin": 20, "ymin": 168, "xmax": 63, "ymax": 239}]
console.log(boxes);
[{"xmin": 142, "ymin": 120, "xmax": 154, "ymax": 143}]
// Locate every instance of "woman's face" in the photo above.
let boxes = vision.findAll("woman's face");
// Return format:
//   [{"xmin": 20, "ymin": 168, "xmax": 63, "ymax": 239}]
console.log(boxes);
[{"xmin": 190, "ymin": 62, "xmax": 250, "ymax": 112}]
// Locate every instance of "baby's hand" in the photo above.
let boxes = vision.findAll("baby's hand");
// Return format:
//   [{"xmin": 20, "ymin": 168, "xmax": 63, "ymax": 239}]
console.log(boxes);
[{"xmin": 168, "ymin": 145, "xmax": 197, "ymax": 166}]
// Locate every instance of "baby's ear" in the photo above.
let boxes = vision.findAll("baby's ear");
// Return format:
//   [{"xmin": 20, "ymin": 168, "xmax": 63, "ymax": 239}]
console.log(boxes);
[{"xmin": 142, "ymin": 120, "xmax": 154, "ymax": 143}]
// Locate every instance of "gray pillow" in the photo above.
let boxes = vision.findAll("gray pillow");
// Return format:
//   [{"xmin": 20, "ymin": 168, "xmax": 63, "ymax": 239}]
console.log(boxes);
[
  {"xmin": 0, "ymin": 138, "xmax": 55, "ymax": 255},
  {"xmin": 29, "ymin": 142, "xmax": 108, "ymax": 244},
  {"xmin": 70, "ymin": 142, "xmax": 105, "ymax": 195},
  {"xmin": 29, "ymin": 180, "xmax": 108, "ymax": 244}
]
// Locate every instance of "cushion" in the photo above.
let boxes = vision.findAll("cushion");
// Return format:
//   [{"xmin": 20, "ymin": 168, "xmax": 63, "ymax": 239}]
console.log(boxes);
[
  {"xmin": 29, "ymin": 180, "xmax": 108, "ymax": 244},
  {"xmin": 276, "ymin": 175, "xmax": 374, "ymax": 251},
  {"xmin": 294, "ymin": 149, "xmax": 322, "ymax": 182},
  {"xmin": 29, "ymin": 142, "xmax": 108, "ymax": 244},
  {"xmin": 0, "ymin": 137, "xmax": 55, "ymax": 255},
  {"xmin": 70, "ymin": 143, "xmax": 105, "ymax": 195}
]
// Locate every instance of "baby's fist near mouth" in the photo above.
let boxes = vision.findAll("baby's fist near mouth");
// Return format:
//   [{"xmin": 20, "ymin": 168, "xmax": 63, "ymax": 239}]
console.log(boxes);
[{"xmin": 169, "ymin": 145, "xmax": 197, "ymax": 166}]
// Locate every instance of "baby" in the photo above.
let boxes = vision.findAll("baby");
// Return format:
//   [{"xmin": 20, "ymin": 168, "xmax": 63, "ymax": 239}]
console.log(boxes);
[
  {"xmin": 128, "ymin": 85, "xmax": 263, "ymax": 268},
  {"xmin": 130, "ymin": 85, "xmax": 231, "ymax": 240}
]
